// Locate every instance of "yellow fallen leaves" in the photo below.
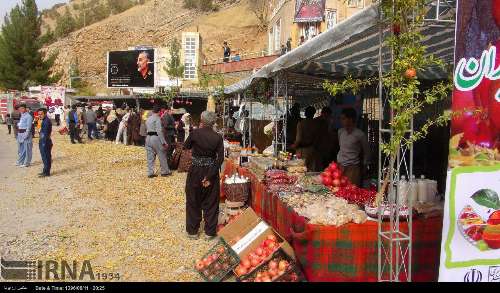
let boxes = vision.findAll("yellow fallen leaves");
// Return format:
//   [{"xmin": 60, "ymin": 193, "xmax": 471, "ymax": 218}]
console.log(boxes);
[{"xmin": 32, "ymin": 135, "xmax": 217, "ymax": 281}]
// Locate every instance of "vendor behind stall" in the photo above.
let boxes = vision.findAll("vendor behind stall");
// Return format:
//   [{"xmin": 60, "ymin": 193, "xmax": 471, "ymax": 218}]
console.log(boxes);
[
  {"xmin": 286, "ymin": 103, "xmax": 302, "ymax": 152},
  {"xmin": 337, "ymin": 108, "xmax": 369, "ymax": 187},
  {"xmin": 292, "ymin": 106, "xmax": 321, "ymax": 172},
  {"xmin": 315, "ymin": 107, "xmax": 339, "ymax": 170}
]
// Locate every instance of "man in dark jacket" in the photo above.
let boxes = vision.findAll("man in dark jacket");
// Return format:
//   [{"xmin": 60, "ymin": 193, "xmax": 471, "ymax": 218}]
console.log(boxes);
[
  {"xmin": 67, "ymin": 105, "xmax": 82, "ymax": 144},
  {"xmin": 38, "ymin": 108, "xmax": 53, "ymax": 177},
  {"xmin": 161, "ymin": 106, "xmax": 176, "ymax": 160}
]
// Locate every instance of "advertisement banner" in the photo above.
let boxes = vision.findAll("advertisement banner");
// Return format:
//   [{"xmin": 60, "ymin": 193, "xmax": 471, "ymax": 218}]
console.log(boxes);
[
  {"xmin": 439, "ymin": 0, "xmax": 500, "ymax": 282},
  {"xmin": 107, "ymin": 49, "xmax": 155, "ymax": 88},
  {"xmin": 294, "ymin": 0, "xmax": 326, "ymax": 23}
]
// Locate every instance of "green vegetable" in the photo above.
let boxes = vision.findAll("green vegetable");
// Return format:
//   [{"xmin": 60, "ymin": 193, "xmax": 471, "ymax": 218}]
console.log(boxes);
[
  {"xmin": 474, "ymin": 153, "xmax": 489, "ymax": 161},
  {"xmin": 449, "ymin": 148, "xmax": 460, "ymax": 156},
  {"xmin": 471, "ymin": 189, "xmax": 500, "ymax": 210}
]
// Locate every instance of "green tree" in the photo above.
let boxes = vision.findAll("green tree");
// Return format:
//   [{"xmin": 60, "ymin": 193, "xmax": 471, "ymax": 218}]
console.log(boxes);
[
  {"xmin": 55, "ymin": 6, "xmax": 76, "ymax": 38},
  {"xmin": 0, "ymin": 0, "xmax": 59, "ymax": 90},
  {"xmin": 164, "ymin": 38, "xmax": 185, "ymax": 89}
]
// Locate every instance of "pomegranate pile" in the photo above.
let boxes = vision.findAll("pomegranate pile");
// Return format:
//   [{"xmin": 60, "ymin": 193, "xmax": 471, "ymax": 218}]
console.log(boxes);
[
  {"xmin": 194, "ymin": 242, "xmax": 239, "ymax": 281},
  {"xmin": 321, "ymin": 162, "xmax": 377, "ymax": 206},
  {"xmin": 234, "ymin": 234, "xmax": 281, "ymax": 277}
]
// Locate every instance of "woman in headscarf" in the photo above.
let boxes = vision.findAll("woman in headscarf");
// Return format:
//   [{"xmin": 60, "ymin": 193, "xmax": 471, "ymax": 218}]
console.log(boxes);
[
  {"xmin": 184, "ymin": 111, "xmax": 224, "ymax": 240},
  {"xmin": 177, "ymin": 113, "xmax": 193, "ymax": 143},
  {"xmin": 104, "ymin": 109, "xmax": 119, "ymax": 141}
]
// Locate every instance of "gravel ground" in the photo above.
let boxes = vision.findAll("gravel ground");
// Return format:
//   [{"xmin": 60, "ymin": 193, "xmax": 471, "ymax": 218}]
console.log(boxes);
[{"xmin": 0, "ymin": 129, "xmax": 216, "ymax": 282}]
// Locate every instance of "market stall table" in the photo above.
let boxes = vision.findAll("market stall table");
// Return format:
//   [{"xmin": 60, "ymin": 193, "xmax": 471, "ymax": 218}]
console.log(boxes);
[{"xmin": 221, "ymin": 160, "xmax": 443, "ymax": 282}]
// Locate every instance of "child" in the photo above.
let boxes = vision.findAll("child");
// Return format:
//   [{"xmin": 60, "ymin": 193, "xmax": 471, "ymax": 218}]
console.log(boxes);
[{"xmin": 6, "ymin": 114, "xmax": 13, "ymax": 135}]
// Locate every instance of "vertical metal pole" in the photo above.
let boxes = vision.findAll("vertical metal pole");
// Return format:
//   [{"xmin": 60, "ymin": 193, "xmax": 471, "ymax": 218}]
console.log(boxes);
[
  {"xmin": 377, "ymin": 10, "xmax": 384, "ymax": 282},
  {"xmin": 249, "ymin": 97, "xmax": 253, "ymax": 149}
]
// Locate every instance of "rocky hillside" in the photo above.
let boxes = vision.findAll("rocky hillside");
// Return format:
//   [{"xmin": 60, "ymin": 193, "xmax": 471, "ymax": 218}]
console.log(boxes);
[{"xmin": 42, "ymin": 0, "xmax": 267, "ymax": 93}]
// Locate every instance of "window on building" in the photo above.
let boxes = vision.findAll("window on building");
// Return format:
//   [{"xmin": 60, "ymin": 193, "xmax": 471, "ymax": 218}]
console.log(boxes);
[
  {"xmin": 326, "ymin": 9, "xmax": 337, "ymax": 30},
  {"xmin": 300, "ymin": 22, "xmax": 320, "ymax": 42},
  {"xmin": 274, "ymin": 19, "xmax": 281, "ymax": 54},
  {"xmin": 184, "ymin": 36, "xmax": 196, "ymax": 80},
  {"xmin": 347, "ymin": 0, "xmax": 364, "ymax": 8}
]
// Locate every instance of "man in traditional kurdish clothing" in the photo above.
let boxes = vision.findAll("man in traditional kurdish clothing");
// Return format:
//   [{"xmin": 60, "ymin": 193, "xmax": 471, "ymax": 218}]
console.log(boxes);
[
  {"xmin": 145, "ymin": 106, "xmax": 171, "ymax": 178},
  {"xmin": 184, "ymin": 111, "xmax": 224, "ymax": 240},
  {"xmin": 15, "ymin": 104, "xmax": 33, "ymax": 167},
  {"xmin": 37, "ymin": 108, "xmax": 53, "ymax": 177}
]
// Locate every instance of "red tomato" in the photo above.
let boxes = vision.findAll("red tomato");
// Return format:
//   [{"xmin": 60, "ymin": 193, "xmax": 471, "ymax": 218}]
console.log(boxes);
[{"xmin": 405, "ymin": 68, "xmax": 417, "ymax": 79}]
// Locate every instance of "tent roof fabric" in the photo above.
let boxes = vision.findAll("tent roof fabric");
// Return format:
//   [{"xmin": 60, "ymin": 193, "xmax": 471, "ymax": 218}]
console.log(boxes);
[{"xmin": 225, "ymin": 3, "xmax": 455, "ymax": 95}]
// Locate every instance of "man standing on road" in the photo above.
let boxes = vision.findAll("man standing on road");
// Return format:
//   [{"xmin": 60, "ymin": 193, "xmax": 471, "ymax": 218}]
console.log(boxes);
[
  {"xmin": 85, "ymin": 105, "xmax": 98, "ymax": 140},
  {"xmin": 15, "ymin": 104, "xmax": 33, "ymax": 167},
  {"xmin": 161, "ymin": 106, "xmax": 176, "ymax": 160},
  {"xmin": 67, "ymin": 105, "xmax": 82, "ymax": 144},
  {"xmin": 37, "ymin": 108, "xmax": 53, "ymax": 177},
  {"xmin": 145, "ymin": 106, "xmax": 171, "ymax": 178}
]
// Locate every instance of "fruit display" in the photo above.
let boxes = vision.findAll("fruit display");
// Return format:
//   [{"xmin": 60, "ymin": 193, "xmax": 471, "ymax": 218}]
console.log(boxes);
[
  {"xmin": 234, "ymin": 234, "xmax": 282, "ymax": 278},
  {"xmin": 194, "ymin": 239, "xmax": 240, "ymax": 282},
  {"xmin": 458, "ymin": 201, "xmax": 500, "ymax": 251},
  {"xmin": 238, "ymin": 249, "xmax": 303, "ymax": 282},
  {"xmin": 265, "ymin": 169, "xmax": 298, "ymax": 185},
  {"xmin": 320, "ymin": 162, "xmax": 377, "ymax": 206}
]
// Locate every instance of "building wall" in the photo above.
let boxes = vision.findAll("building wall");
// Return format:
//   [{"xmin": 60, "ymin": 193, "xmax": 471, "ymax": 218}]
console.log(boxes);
[{"xmin": 268, "ymin": 0, "xmax": 374, "ymax": 54}]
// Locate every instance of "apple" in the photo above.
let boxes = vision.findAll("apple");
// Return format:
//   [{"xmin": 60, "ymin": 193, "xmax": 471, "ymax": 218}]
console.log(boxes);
[
  {"xmin": 250, "ymin": 258, "xmax": 260, "ymax": 267},
  {"xmin": 267, "ymin": 242, "xmax": 277, "ymax": 250}
]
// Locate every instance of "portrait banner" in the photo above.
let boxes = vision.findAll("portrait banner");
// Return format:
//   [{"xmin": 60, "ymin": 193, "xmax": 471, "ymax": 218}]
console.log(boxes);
[{"xmin": 107, "ymin": 49, "xmax": 155, "ymax": 88}]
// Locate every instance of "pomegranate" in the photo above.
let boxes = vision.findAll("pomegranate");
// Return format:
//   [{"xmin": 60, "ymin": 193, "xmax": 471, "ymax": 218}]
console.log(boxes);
[
  {"xmin": 278, "ymin": 260, "xmax": 289, "ymax": 271},
  {"xmin": 236, "ymin": 266, "xmax": 247, "ymax": 276},
  {"xmin": 255, "ymin": 247, "xmax": 264, "ymax": 256},
  {"xmin": 241, "ymin": 258, "xmax": 251, "ymax": 269},
  {"xmin": 405, "ymin": 68, "xmax": 417, "ymax": 79},
  {"xmin": 195, "ymin": 260, "xmax": 204, "ymax": 271},
  {"xmin": 322, "ymin": 176, "xmax": 333, "ymax": 187},
  {"xmin": 331, "ymin": 170, "xmax": 341, "ymax": 179},
  {"xmin": 268, "ymin": 260, "xmax": 278, "ymax": 270},
  {"xmin": 267, "ymin": 234, "xmax": 277, "ymax": 242},
  {"xmin": 332, "ymin": 179, "xmax": 341, "ymax": 187},
  {"xmin": 267, "ymin": 242, "xmax": 277, "ymax": 250},
  {"xmin": 268, "ymin": 268, "xmax": 279, "ymax": 278},
  {"xmin": 250, "ymin": 258, "xmax": 260, "ymax": 267}
]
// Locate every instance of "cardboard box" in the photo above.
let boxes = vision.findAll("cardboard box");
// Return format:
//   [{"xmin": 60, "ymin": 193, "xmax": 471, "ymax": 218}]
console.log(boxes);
[{"xmin": 218, "ymin": 207, "xmax": 295, "ymax": 260}]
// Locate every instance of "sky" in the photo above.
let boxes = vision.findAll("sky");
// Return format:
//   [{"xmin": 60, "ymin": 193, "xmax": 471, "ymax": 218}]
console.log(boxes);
[{"xmin": 0, "ymin": 0, "xmax": 68, "ymax": 25}]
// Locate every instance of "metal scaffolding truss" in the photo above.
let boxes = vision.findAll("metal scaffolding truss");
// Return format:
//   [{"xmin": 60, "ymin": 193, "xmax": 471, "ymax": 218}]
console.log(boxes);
[
  {"xmin": 272, "ymin": 72, "xmax": 289, "ymax": 156},
  {"xmin": 377, "ymin": 0, "xmax": 456, "ymax": 282}
]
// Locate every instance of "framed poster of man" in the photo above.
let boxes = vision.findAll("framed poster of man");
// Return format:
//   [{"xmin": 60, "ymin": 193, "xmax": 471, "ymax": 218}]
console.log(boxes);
[{"xmin": 107, "ymin": 49, "xmax": 155, "ymax": 88}]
